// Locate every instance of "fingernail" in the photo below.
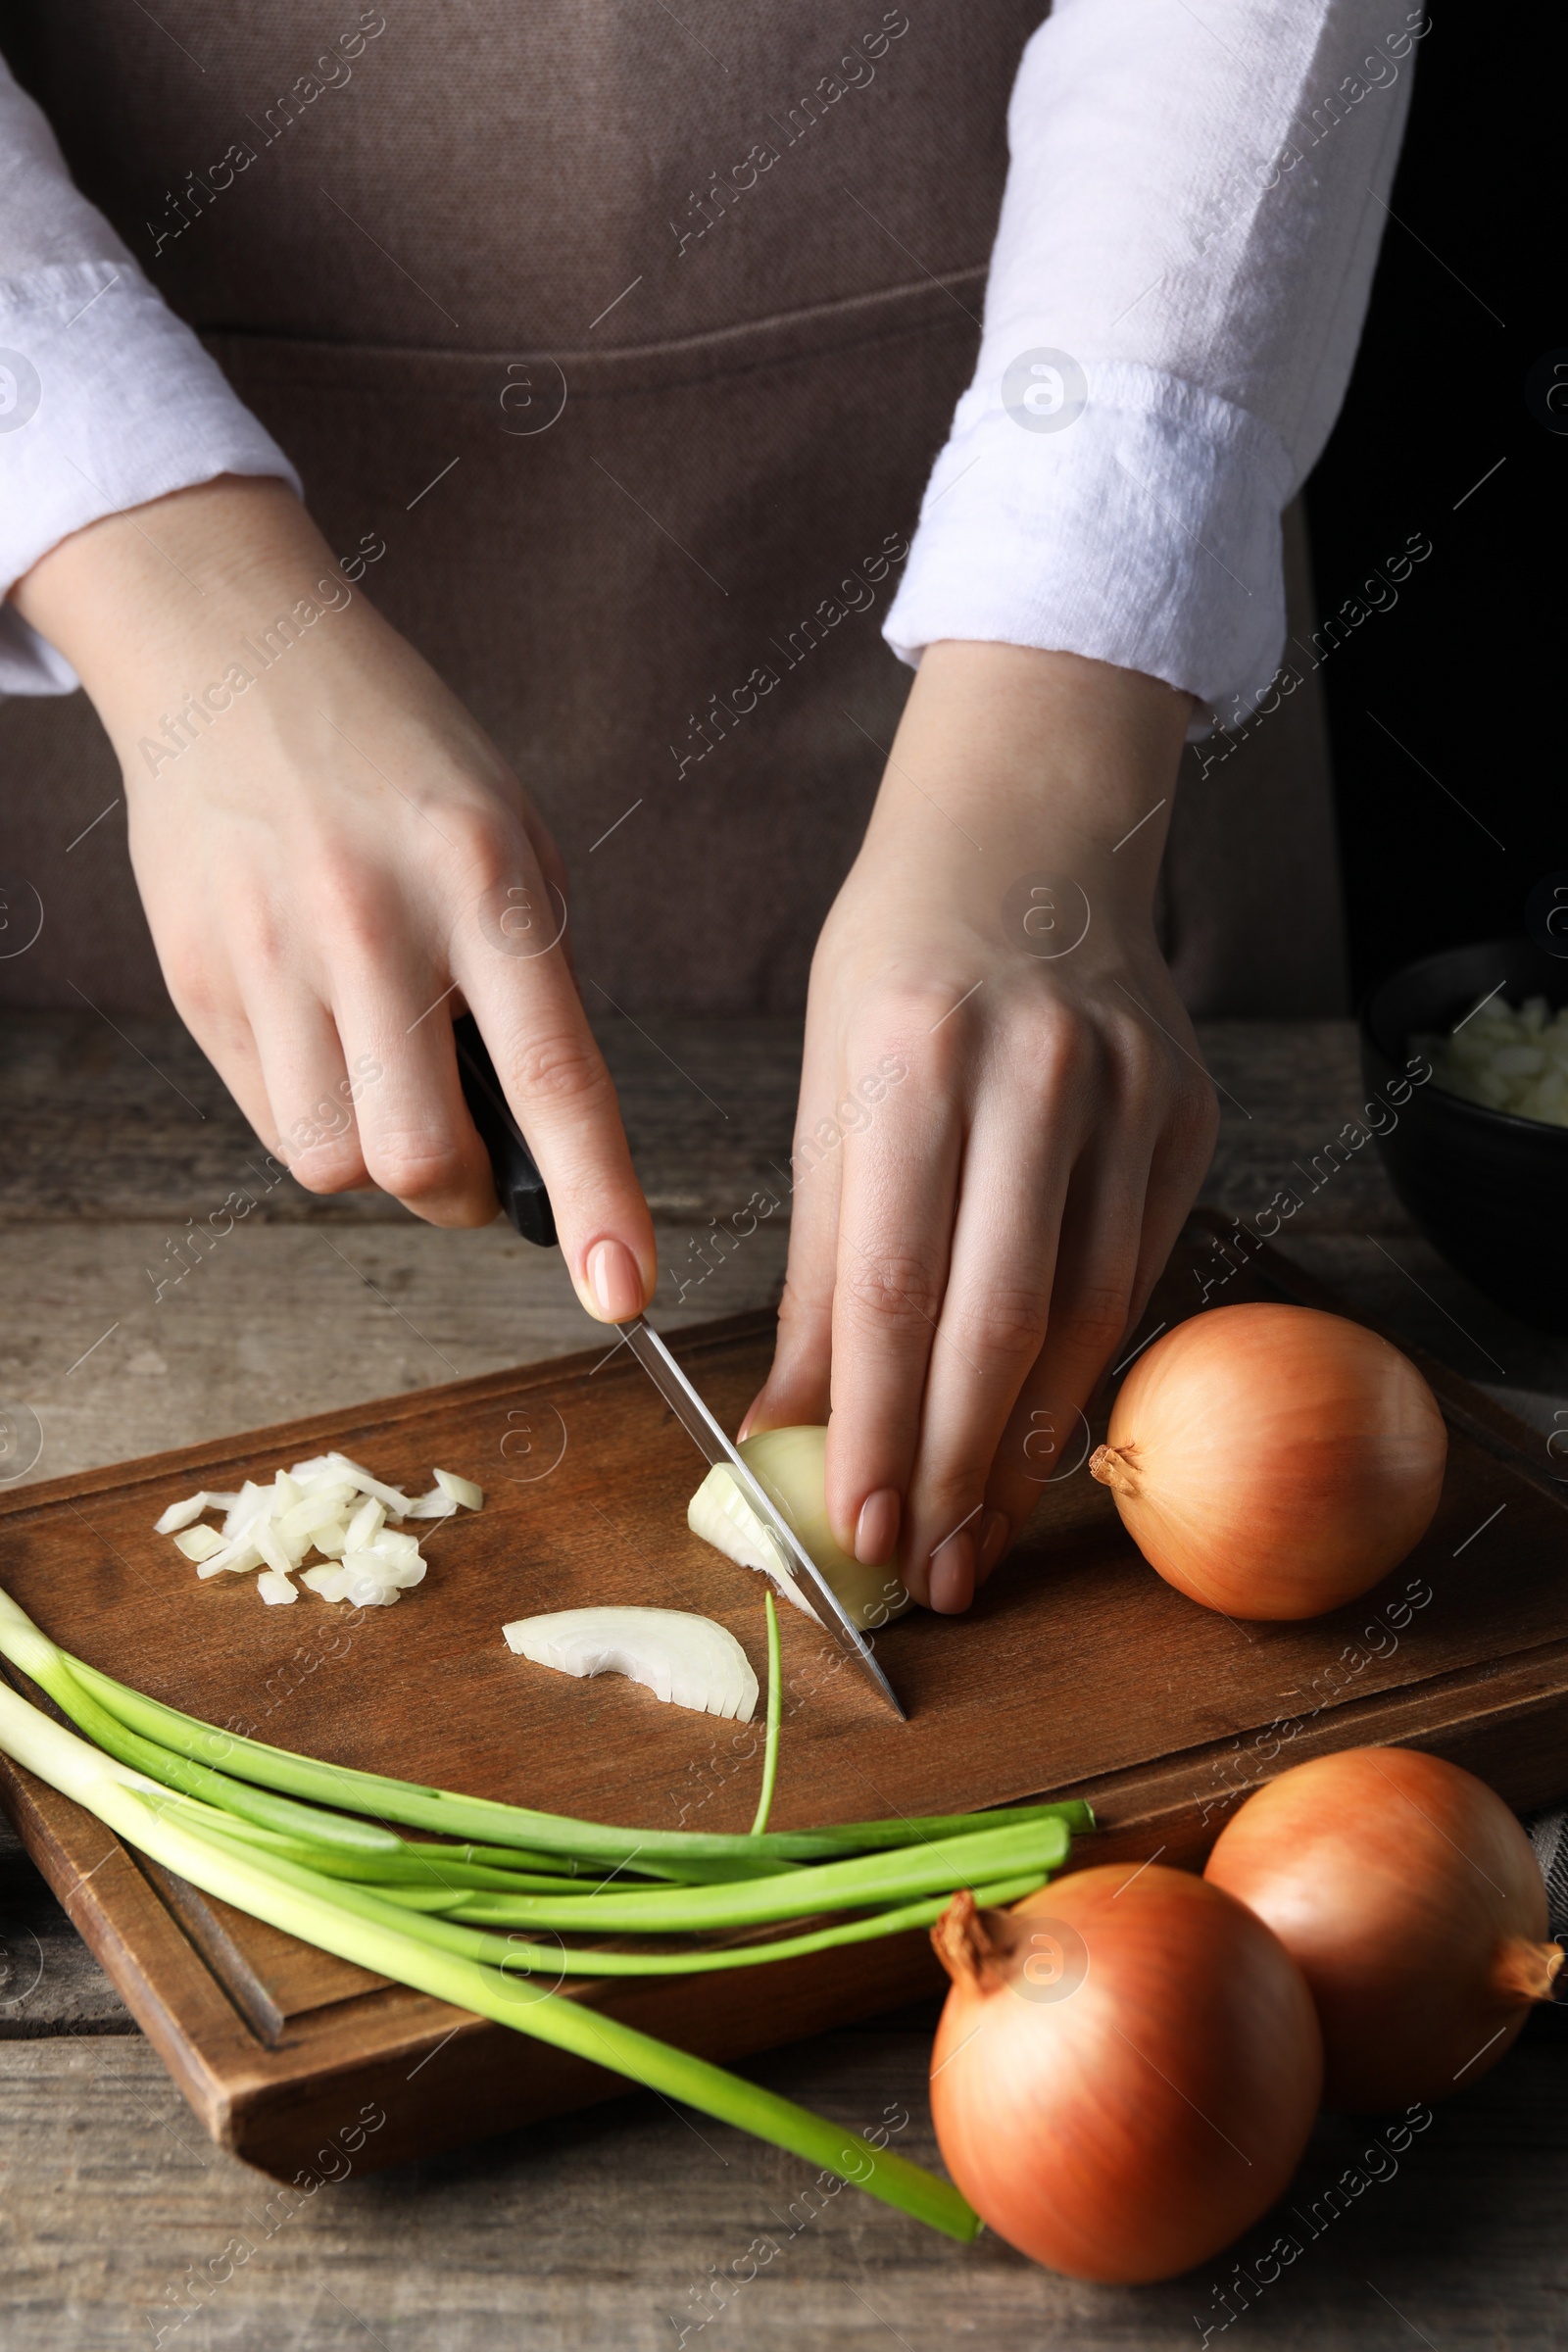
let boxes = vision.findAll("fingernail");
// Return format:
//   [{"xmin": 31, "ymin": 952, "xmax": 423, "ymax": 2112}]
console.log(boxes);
[
  {"xmin": 977, "ymin": 1510, "xmax": 1010, "ymax": 1582},
  {"xmin": 928, "ymin": 1531, "xmax": 975, "ymax": 1614},
  {"xmin": 855, "ymin": 1489, "xmax": 901, "ymax": 1567},
  {"xmin": 585, "ymin": 1238, "xmax": 644, "ymax": 1322}
]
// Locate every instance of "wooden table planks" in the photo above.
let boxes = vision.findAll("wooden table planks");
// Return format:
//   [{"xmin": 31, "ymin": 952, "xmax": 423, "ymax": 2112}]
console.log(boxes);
[
  {"xmin": 1, "ymin": 2010, "xmax": 1564, "ymax": 2352},
  {"xmin": 4, "ymin": 1010, "xmax": 1568, "ymax": 2350}
]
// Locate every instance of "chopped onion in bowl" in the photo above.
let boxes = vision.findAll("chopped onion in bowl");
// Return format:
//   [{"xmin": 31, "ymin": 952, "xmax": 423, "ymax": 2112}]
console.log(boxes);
[
  {"xmin": 1416, "ymin": 995, "xmax": 1568, "ymax": 1127},
  {"xmin": 152, "ymin": 1451, "xmax": 485, "ymax": 1607},
  {"xmin": 503, "ymin": 1606, "xmax": 759, "ymax": 1722}
]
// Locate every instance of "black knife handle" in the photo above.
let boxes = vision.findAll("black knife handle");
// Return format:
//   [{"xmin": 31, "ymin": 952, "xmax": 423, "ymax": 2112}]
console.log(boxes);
[{"xmin": 452, "ymin": 1012, "xmax": 558, "ymax": 1249}]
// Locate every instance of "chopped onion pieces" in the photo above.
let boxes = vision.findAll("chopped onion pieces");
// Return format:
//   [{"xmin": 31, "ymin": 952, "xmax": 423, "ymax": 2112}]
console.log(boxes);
[
  {"xmin": 301, "ymin": 1565, "xmax": 354, "ymax": 1603},
  {"xmin": 403, "ymin": 1491, "xmax": 457, "ymax": 1521},
  {"xmin": 277, "ymin": 1490, "xmax": 355, "ymax": 1544},
  {"xmin": 172, "ymin": 1525, "xmax": 226, "ymax": 1563},
  {"xmin": 153, "ymin": 1449, "xmax": 485, "ymax": 1606},
  {"xmin": 154, "ymin": 1492, "xmax": 221, "ymax": 1536},
  {"xmin": 434, "ymin": 1467, "xmax": 484, "ymax": 1511},
  {"xmin": 197, "ymin": 1537, "xmax": 264, "ymax": 1579},
  {"xmin": 324, "ymin": 1452, "xmax": 414, "ymax": 1515},
  {"xmin": 252, "ymin": 1520, "xmax": 294, "ymax": 1579},
  {"xmin": 221, "ymin": 1482, "xmax": 272, "ymax": 1542},
  {"xmin": 345, "ymin": 1495, "xmax": 386, "ymax": 1551},
  {"xmin": 504, "ymin": 1606, "xmax": 759, "ymax": 1722}
]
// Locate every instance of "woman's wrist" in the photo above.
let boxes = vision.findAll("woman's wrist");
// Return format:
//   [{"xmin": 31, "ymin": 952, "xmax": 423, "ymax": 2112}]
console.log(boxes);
[
  {"xmin": 10, "ymin": 475, "xmax": 359, "ymax": 756},
  {"xmin": 862, "ymin": 641, "xmax": 1194, "ymax": 924}
]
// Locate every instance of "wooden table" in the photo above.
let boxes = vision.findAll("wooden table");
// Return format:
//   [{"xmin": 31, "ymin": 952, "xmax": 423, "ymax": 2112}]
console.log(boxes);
[{"xmin": 3, "ymin": 1010, "xmax": 1566, "ymax": 2350}]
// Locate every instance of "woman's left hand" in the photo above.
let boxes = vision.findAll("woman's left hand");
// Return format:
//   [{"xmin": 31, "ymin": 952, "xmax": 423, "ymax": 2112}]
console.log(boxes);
[{"xmin": 743, "ymin": 642, "xmax": 1217, "ymax": 1613}]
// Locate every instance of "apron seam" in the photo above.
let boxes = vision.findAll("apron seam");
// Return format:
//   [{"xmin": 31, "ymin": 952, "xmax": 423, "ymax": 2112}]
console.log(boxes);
[{"xmin": 202, "ymin": 267, "xmax": 988, "ymax": 399}]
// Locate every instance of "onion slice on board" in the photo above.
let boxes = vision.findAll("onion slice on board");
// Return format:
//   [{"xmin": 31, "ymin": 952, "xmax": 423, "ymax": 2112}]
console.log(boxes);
[{"xmin": 504, "ymin": 1606, "xmax": 759, "ymax": 1722}]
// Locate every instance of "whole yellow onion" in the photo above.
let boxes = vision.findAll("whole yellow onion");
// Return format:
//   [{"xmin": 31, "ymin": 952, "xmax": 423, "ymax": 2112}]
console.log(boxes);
[{"xmin": 1090, "ymin": 1302, "xmax": 1446, "ymax": 1620}]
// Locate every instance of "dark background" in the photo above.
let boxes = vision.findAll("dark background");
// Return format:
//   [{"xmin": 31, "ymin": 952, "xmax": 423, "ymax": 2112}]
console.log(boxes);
[{"xmin": 1303, "ymin": 8, "xmax": 1545, "ymax": 1002}]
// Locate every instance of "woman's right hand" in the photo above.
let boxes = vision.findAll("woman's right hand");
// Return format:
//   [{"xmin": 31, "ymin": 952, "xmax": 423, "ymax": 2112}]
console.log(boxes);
[{"xmin": 12, "ymin": 473, "xmax": 655, "ymax": 1323}]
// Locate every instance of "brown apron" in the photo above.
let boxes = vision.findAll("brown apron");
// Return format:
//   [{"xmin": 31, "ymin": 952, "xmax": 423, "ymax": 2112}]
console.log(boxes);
[{"xmin": 0, "ymin": 1, "xmax": 1346, "ymax": 1018}]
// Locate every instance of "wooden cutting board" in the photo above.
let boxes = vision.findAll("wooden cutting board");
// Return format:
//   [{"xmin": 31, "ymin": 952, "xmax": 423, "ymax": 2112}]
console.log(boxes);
[{"xmin": 3, "ymin": 1213, "xmax": 1566, "ymax": 2180}]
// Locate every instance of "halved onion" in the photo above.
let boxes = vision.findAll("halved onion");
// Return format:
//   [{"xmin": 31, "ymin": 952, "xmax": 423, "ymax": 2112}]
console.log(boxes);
[
  {"xmin": 504, "ymin": 1606, "xmax": 759, "ymax": 1721},
  {"xmin": 688, "ymin": 1427, "xmax": 911, "ymax": 1633}
]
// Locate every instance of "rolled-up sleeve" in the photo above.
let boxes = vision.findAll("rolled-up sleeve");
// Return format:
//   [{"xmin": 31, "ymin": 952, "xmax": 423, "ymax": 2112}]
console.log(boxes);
[
  {"xmin": 884, "ymin": 0, "xmax": 1423, "ymax": 726},
  {"xmin": 0, "ymin": 57, "xmax": 300, "ymax": 696}
]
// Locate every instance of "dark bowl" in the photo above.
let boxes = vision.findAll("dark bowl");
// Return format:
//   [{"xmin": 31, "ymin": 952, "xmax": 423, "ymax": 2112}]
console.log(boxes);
[{"xmin": 1360, "ymin": 939, "xmax": 1568, "ymax": 1331}]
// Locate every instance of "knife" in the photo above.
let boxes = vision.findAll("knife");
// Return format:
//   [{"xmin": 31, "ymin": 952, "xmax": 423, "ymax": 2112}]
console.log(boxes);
[
  {"xmin": 454, "ymin": 1012, "xmax": 907, "ymax": 1720},
  {"xmin": 614, "ymin": 1315, "xmax": 906, "ymax": 1720}
]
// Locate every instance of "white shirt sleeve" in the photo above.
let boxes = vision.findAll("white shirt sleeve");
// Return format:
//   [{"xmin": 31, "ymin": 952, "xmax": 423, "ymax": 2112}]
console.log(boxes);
[
  {"xmin": 0, "ymin": 57, "xmax": 301, "ymax": 697},
  {"xmin": 884, "ymin": 0, "xmax": 1425, "ymax": 727}
]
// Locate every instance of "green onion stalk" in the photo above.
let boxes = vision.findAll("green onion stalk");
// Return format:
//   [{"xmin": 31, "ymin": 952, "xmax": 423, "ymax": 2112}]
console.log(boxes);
[
  {"xmin": 749, "ymin": 1590, "xmax": 783, "ymax": 1837},
  {"xmin": 0, "ymin": 1675, "xmax": 977, "ymax": 2238},
  {"xmin": 42, "ymin": 1645, "xmax": 1086, "ymax": 1871},
  {"xmin": 0, "ymin": 1582, "xmax": 1091, "ymax": 2238}
]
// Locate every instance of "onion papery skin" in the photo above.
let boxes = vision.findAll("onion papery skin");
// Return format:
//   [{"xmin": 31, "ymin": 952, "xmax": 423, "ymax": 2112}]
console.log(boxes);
[
  {"xmin": 1204, "ymin": 1747, "xmax": 1563, "ymax": 2110},
  {"xmin": 928, "ymin": 1866, "xmax": 1322, "ymax": 2282},
  {"xmin": 1091, "ymin": 1303, "xmax": 1446, "ymax": 1620}
]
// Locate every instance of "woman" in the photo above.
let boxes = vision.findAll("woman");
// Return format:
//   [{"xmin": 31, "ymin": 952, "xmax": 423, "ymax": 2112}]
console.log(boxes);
[{"xmin": 0, "ymin": 2, "xmax": 1419, "ymax": 1609}]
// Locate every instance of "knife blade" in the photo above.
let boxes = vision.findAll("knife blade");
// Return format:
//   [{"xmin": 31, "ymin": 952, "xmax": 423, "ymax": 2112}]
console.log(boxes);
[
  {"xmin": 450, "ymin": 1014, "xmax": 906, "ymax": 1719},
  {"xmin": 616, "ymin": 1317, "xmax": 906, "ymax": 1722}
]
